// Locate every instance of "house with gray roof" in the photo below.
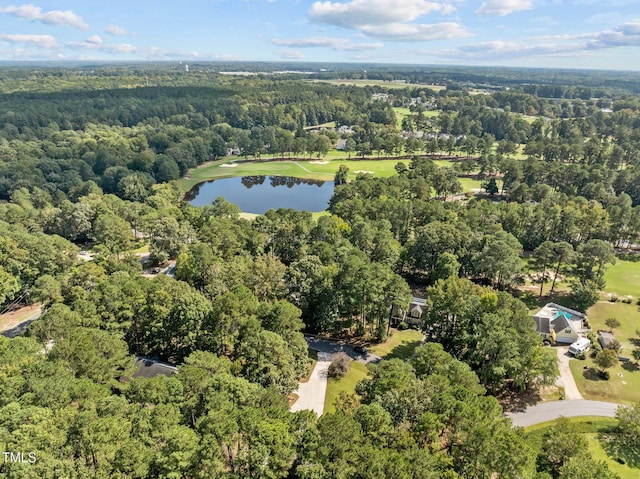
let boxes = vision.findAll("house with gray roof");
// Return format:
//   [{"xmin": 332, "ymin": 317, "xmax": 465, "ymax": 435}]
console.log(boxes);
[
  {"xmin": 391, "ymin": 296, "xmax": 427, "ymax": 327},
  {"xmin": 532, "ymin": 303, "xmax": 590, "ymax": 344}
]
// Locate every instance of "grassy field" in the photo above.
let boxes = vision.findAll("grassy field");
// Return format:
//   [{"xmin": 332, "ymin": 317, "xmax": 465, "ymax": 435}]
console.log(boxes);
[
  {"xmin": 525, "ymin": 417, "xmax": 639, "ymax": 479},
  {"xmin": 603, "ymin": 259, "xmax": 640, "ymax": 299},
  {"xmin": 569, "ymin": 355, "xmax": 640, "ymax": 404},
  {"xmin": 368, "ymin": 328, "xmax": 424, "ymax": 360},
  {"xmin": 179, "ymin": 157, "xmax": 468, "ymax": 192},
  {"xmin": 324, "ymin": 361, "xmax": 369, "ymax": 414},
  {"xmin": 587, "ymin": 301, "xmax": 640, "ymax": 351}
]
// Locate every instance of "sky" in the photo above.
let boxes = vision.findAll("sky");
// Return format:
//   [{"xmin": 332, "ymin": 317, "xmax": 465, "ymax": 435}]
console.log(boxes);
[{"xmin": 0, "ymin": 1, "xmax": 639, "ymax": 70}]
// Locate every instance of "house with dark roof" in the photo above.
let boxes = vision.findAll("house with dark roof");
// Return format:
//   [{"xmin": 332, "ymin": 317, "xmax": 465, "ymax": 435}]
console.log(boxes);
[
  {"xmin": 532, "ymin": 303, "xmax": 590, "ymax": 344},
  {"xmin": 133, "ymin": 356, "xmax": 178, "ymax": 379},
  {"xmin": 390, "ymin": 296, "xmax": 427, "ymax": 327}
]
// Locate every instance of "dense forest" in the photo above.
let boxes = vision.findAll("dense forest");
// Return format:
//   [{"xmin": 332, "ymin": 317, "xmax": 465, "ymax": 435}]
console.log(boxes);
[{"xmin": 1, "ymin": 64, "xmax": 640, "ymax": 478}]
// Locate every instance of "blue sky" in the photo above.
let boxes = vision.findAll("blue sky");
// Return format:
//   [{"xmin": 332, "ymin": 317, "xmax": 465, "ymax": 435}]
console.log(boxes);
[{"xmin": 0, "ymin": 1, "xmax": 639, "ymax": 69}]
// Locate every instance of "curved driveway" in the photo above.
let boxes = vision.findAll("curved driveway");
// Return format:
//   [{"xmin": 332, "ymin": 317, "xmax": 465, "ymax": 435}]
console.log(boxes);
[
  {"xmin": 507, "ymin": 400, "xmax": 620, "ymax": 427},
  {"xmin": 305, "ymin": 336, "xmax": 382, "ymax": 364},
  {"xmin": 290, "ymin": 337, "xmax": 381, "ymax": 416}
]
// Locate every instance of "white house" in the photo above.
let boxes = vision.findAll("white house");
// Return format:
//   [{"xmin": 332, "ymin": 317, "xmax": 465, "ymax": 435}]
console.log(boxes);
[
  {"xmin": 532, "ymin": 303, "xmax": 590, "ymax": 344},
  {"xmin": 391, "ymin": 296, "xmax": 427, "ymax": 327}
]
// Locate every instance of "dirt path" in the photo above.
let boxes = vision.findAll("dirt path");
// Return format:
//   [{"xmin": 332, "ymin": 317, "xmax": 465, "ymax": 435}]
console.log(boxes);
[{"xmin": 555, "ymin": 346, "xmax": 584, "ymax": 400}]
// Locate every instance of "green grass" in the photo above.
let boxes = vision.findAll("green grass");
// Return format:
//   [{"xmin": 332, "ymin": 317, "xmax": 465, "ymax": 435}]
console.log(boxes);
[
  {"xmin": 324, "ymin": 361, "xmax": 369, "ymax": 414},
  {"xmin": 570, "ymin": 355, "xmax": 640, "ymax": 404},
  {"xmin": 525, "ymin": 417, "xmax": 639, "ymax": 479},
  {"xmin": 128, "ymin": 242, "xmax": 149, "ymax": 254},
  {"xmin": 604, "ymin": 260, "xmax": 640, "ymax": 299},
  {"xmin": 526, "ymin": 416, "xmax": 618, "ymax": 434},
  {"xmin": 587, "ymin": 301, "xmax": 640, "ymax": 351},
  {"xmin": 179, "ymin": 157, "xmax": 475, "ymax": 193},
  {"xmin": 368, "ymin": 328, "xmax": 424, "ymax": 360}
]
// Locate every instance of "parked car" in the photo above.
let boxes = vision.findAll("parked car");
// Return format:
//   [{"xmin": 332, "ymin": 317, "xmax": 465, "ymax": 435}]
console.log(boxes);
[{"xmin": 354, "ymin": 345, "xmax": 367, "ymax": 354}]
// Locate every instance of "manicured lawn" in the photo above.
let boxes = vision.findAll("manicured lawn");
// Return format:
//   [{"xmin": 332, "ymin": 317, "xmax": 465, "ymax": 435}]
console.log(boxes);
[
  {"xmin": 324, "ymin": 361, "xmax": 369, "ymax": 414},
  {"xmin": 368, "ymin": 328, "xmax": 424, "ymax": 360},
  {"xmin": 569, "ymin": 355, "xmax": 640, "ymax": 404},
  {"xmin": 128, "ymin": 242, "xmax": 149, "ymax": 254},
  {"xmin": 603, "ymin": 260, "xmax": 640, "ymax": 299},
  {"xmin": 458, "ymin": 177, "xmax": 484, "ymax": 192},
  {"xmin": 525, "ymin": 417, "xmax": 639, "ymax": 479},
  {"xmin": 586, "ymin": 301, "xmax": 640, "ymax": 350},
  {"xmin": 179, "ymin": 157, "xmax": 471, "ymax": 192}
]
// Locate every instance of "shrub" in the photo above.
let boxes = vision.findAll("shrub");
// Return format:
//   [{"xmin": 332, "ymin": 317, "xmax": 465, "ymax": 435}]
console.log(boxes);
[
  {"xmin": 610, "ymin": 296, "xmax": 618, "ymax": 303},
  {"xmin": 587, "ymin": 332, "xmax": 601, "ymax": 352},
  {"xmin": 328, "ymin": 352, "xmax": 352, "ymax": 379},
  {"xmin": 622, "ymin": 298, "xmax": 632, "ymax": 304},
  {"xmin": 575, "ymin": 351, "xmax": 586, "ymax": 360},
  {"xmin": 397, "ymin": 321, "xmax": 408, "ymax": 331}
]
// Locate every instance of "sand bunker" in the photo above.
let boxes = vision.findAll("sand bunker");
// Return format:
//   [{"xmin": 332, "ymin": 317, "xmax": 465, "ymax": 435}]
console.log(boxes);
[
  {"xmin": 309, "ymin": 160, "xmax": 330, "ymax": 164},
  {"xmin": 355, "ymin": 170, "xmax": 374, "ymax": 174},
  {"xmin": 219, "ymin": 163, "xmax": 239, "ymax": 168}
]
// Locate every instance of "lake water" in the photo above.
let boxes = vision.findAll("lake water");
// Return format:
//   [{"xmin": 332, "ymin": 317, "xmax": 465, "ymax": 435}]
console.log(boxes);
[{"xmin": 185, "ymin": 176, "xmax": 334, "ymax": 214}]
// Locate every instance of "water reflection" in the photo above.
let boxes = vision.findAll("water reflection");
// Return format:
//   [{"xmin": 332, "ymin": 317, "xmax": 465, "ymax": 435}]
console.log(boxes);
[{"xmin": 185, "ymin": 175, "xmax": 333, "ymax": 214}]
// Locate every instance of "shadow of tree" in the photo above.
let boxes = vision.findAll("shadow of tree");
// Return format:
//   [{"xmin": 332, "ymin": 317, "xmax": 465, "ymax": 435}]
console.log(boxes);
[
  {"xmin": 600, "ymin": 434, "xmax": 640, "ymax": 469},
  {"xmin": 514, "ymin": 290, "xmax": 581, "ymax": 312},
  {"xmin": 582, "ymin": 367, "xmax": 608, "ymax": 382},
  {"xmin": 497, "ymin": 387, "xmax": 543, "ymax": 413},
  {"xmin": 385, "ymin": 340, "xmax": 423, "ymax": 360},
  {"xmin": 622, "ymin": 362, "xmax": 639, "ymax": 373}
]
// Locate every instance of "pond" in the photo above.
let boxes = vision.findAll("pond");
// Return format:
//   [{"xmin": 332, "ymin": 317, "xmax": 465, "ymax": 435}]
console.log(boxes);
[{"xmin": 185, "ymin": 176, "xmax": 335, "ymax": 214}]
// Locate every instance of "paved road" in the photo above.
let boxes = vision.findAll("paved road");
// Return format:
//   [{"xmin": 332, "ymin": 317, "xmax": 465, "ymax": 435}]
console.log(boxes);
[
  {"xmin": 555, "ymin": 346, "xmax": 583, "ymax": 400},
  {"xmin": 1, "ymin": 307, "xmax": 43, "ymax": 338},
  {"xmin": 305, "ymin": 336, "xmax": 382, "ymax": 364},
  {"xmin": 290, "ymin": 351, "xmax": 332, "ymax": 416},
  {"xmin": 507, "ymin": 400, "xmax": 620, "ymax": 427}
]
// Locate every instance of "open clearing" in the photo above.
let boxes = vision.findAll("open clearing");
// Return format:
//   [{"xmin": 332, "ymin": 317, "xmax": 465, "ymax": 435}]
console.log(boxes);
[
  {"xmin": 603, "ymin": 259, "xmax": 640, "ymax": 299},
  {"xmin": 569, "ymin": 355, "xmax": 640, "ymax": 405}
]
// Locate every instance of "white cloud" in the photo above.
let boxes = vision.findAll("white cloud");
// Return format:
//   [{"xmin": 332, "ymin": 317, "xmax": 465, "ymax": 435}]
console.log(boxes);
[
  {"xmin": 476, "ymin": 0, "xmax": 534, "ymax": 16},
  {"xmin": 421, "ymin": 17, "xmax": 640, "ymax": 62},
  {"xmin": 360, "ymin": 22, "xmax": 470, "ymax": 41},
  {"xmin": 0, "ymin": 4, "xmax": 88, "ymax": 29},
  {"xmin": 66, "ymin": 39, "xmax": 136, "ymax": 54},
  {"xmin": 308, "ymin": 0, "xmax": 452, "ymax": 29},
  {"xmin": 271, "ymin": 36, "xmax": 383, "ymax": 51},
  {"xmin": 307, "ymin": 0, "xmax": 468, "ymax": 42},
  {"xmin": 276, "ymin": 49, "xmax": 305, "ymax": 59},
  {"xmin": 85, "ymin": 35, "xmax": 103, "ymax": 45},
  {"xmin": 0, "ymin": 33, "xmax": 58, "ymax": 49},
  {"xmin": 105, "ymin": 24, "xmax": 133, "ymax": 36}
]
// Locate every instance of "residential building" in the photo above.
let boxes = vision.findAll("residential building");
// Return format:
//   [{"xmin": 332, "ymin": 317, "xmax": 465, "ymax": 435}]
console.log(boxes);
[{"xmin": 532, "ymin": 303, "xmax": 590, "ymax": 344}]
